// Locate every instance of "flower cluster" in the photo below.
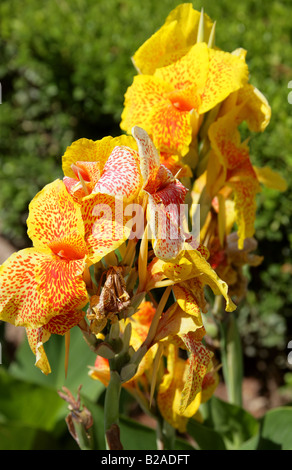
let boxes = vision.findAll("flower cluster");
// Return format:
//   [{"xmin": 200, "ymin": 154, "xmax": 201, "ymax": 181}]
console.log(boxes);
[{"xmin": 0, "ymin": 3, "xmax": 287, "ymax": 449}]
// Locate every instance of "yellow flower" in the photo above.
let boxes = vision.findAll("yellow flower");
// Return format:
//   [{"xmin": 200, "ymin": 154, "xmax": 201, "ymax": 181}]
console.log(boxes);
[
  {"xmin": 121, "ymin": 43, "xmax": 248, "ymax": 157},
  {"xmin": 0, "ymin": 180, "xmax": 89, "ymax": 374},
  {"xmin": 132, "ymin": 3, "xmax": 214, "ymax": 75},
  {"xmin": 62, "ymin": 134, "xmax": 143, "ymax": 265}
]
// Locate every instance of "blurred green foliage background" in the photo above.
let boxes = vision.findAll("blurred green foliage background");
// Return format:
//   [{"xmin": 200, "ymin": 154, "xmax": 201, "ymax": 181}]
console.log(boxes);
[{"xmin": 0, "ymin": 0, "xmax": 291, "ymax": 444}]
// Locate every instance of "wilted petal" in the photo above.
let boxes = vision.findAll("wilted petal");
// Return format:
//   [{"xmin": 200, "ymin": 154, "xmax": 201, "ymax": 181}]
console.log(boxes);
[{"xmin": 26, "ymin": 327, "xmax": 51, "ymax": 375}]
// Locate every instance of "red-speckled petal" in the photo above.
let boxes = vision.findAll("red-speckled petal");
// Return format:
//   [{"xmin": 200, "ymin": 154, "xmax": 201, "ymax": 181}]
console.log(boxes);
[
  {"xmin": 27, "ymin": 179, "xmax": 85, "ymax": 250},
  {"xmin": 81, "ymin": 193, "xmax": 131, "ymax": 265},
  {"xmin": 155, "ymin": 42, "xmax": 209, "ymax": 99},
  {"xmin": 121, "ymin": 75, "xmax": 173, "ymax": 137},
  {"xmin": 132, "ymin": 126, "xmax": 161, "ymax": 184},
  {"xmin": 35, "ymin": 255, "xmax": 88, "ymax": 315},
  {"xmin": 26, "ymin": 327, "xmax": 51, "ymax": 375},
  {"xmin": 179, "ymin": 333, "xmax": 213, "ymax": 413},
  {"xmin": 208, "ymin": 105, "xmax": 250, "ymax": 170},
  {"xmin": 148, "ymin": 180, "xmax": 188, "ymax": 260},
  {"xmin": 227, "ymin": 160, "xmax": 261, "ymax": 249},
  {"xmin": 62, "ymin": 135, "xmax": 137, "ymax": 179},
  {"xmin": 199, "ymin": 47, "xmax": 248, "ymax": 114},
  {"xmin": 148, "ymin": 100, "xmax": 192, "ymax": 156},
  {"xmin": 0, "ymin": 248, "xmax": 88, "ymax": 328},
  {"xmin": 92, "ymin": 146, "xmax": 142, "ymax": 202}
]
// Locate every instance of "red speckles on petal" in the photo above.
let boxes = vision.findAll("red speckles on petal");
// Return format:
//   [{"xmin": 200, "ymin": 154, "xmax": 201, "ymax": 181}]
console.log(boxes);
[{"xmin": 92, "ymin": 146, "xmax": 142, "ymax": 202}]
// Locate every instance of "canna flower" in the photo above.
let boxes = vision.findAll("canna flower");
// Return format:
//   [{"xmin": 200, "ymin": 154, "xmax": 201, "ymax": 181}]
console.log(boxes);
[
  {"xmin": 61, "ymin": 134, "xmax": 143, "ymax": 264},
  {"xmin": 90, "ymin": 300, "xmax": 218, "ymax": 433},
  {"xmin": 131, "ymin": 3, "xmax": 214, "ymax": 75},
  {"xmin": 121, "ymin": 10, "xmax": 248, "ymax": 157},
  {"xmin": 132, "ymin": 126, "xmax": 189, "ymax": 261},
  {"xmin": 205, "ymin": 81, "xmax": 286, "ymax": 249},
  {"xmin": 156, "ymin": 343, "xmax": 218, "ymax": 433},
  {"xmin": 146, "ymin": 243, "xmax": 237, "ymax": 313},
  {"xmin": 0, "ymin": 179, "xmax": 89, "ymax": 374}
]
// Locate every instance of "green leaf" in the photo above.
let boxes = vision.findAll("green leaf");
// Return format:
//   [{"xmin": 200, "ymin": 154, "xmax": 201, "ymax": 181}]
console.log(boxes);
[
  {"xmin": 187, "ymin": 418, "xmax": 226, "ymax": 450},
  {"xmin": 0, "ymin": 424, "xmax": 38, "ymax": 450},
  {"xmin": 0, "ymin": 368, "xmax": 66, "ymax": 431},
  {"xmin": 256, "ymin": 407, "xmax": 292, "ymax": 450},
  {"xmin": 8, "ymin": 326, "xmax": 104, "ymax": 401},
  {"xmin": 202, "ymin": 396, "xmax": 259, "ymax": 449}
]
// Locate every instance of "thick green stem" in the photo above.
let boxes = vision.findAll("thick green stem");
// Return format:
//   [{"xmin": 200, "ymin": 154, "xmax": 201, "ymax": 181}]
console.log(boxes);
[
  {"xmin": 219, "ymin": 312, "xmax": 243, "ymax": 407},
  {"xmin": 156, "ymin": 417, "xmax": 176, "ymax": 450},
  {"xmin": 104, "ymin": 370, "xmax": 123, "ymax": 450}
]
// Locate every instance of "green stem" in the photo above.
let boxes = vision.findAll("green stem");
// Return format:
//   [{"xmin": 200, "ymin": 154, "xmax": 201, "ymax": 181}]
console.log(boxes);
[
  {"xmin": 73, "ymin": 419, "xmax": 93, "ymax": 451},
  {"xmin": 104, "ymin": 370, "xmax": 122, "ymax": 450},
  {"xmin": 156, "ymin": 417, "xmax": 176, "ymax": 450},
  {"xmin": 219, "ymin": 312, "xmax": 243, "ymax": 407}
]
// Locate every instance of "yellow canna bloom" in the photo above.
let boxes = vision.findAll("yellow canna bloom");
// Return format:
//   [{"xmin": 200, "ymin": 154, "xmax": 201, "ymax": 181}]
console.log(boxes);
[
  {"xmin": 156, "ymin": 341, "xmax": 217, "ymax": 433},
  {"xmin": 62, "ymin": 133, "xmax": 143, "ymax": 265},
  {"xmin": 132, "ymin": 3, "xmax": 214, "ymax": 75},
  {"xmin": 205, "ymin": 83, "xmax": 273, "ymax": 249},
  {"xmin": 0, "ymin": 179, "xmax": 90, "ymax": 374},
  {"xmin": 121, "ymin": 43, "xmax": 248, "ymax": 157},
  {"xmin": 147, "ymin": 243, "xmax": 236, "ymax": 313}
]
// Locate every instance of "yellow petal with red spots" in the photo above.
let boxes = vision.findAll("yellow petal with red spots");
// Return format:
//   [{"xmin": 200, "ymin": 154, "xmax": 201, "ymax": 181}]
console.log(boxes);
[
  {"xmin": 92, "ymin": 145, "xmax": 142, "ymax": 202},
  {"xmin": 0, "ymin": 247, "xmax": 88, "ymax": 328},
  {"xmin": 156, "ymin": 345, "xmax": 189, "ymax": 432},
  {"xmin": 147, "ymin": 100, "xmax": 192, "ymax": 156},
  {"xmin": 208, "ymin": 105, "xmax": 250, "ymax": 170},
  {"xmin": 26, "ymin": 327, "xmax": 51, "ymax": 375},
  {"xmin": 199, "ymin": 47, "xmax": 248, "ymax": 114},
  {"xmin": 62, "ymin": 135, "xmax": 137, "ymax": 179},
  {"xmin": 201, "ymin": 369, "xmax": 220, "ymax": 403},
  {"xmin": 35, "ymin": 255, "xmax": 88, "ymax": 315},
  {"xmin": 81, "ymin": 193, "xmax": 132, "ymax": 265},
  {"xmin": 236, "ymin": 84, "xmax": 271, "ymax": 132},
  {"xmin": 227, "ymin": 160, "xmax": 261, "ymax": 249},
  {"xmin": 121, "ymin": 75, "xmax": 173, "ymax": 137},
  {"xmin": 162, "ymin": 248, "xmax": 236, "ymax": 312},
  {"xmin": 27, "ymin": 179, "xmax": 85, "ymax": 250},
  {"xmin": 154, "ymin": 303, "xmax": 205, "ymax": 345},
  {"xmin": 172, "ymin": 282, "xmax": 203, "ymax": 319},
  {"xmin": 179, "ymin": 333, "xmax": 213, "ymax": 413},
  {"xmin": 154, "ymin": 43, "xmax": 209, "ymax": 101}
]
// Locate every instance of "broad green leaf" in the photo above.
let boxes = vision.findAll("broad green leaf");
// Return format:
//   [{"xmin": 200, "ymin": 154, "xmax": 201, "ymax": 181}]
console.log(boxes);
[
  {"xmin": 203, "ymin": 396, "xmax": 259, "ymax": 449},
  {"xmin": 187, "ymin": 418, "xmax": 226, "ymax": 450},
  {"xmin": 256, "ymin": 407, "xmax": 292, "ymax": 450},
  {"xmin": 8, "ymin": 325, "xmax": 104, "ymax": 401},
  {"xmin": 0, "ymin": 424, "xmax": 37, "ymax": 450},
  {"xmin": 0, "ymin": 368, "xmax": 66, "ymax": 432}
]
